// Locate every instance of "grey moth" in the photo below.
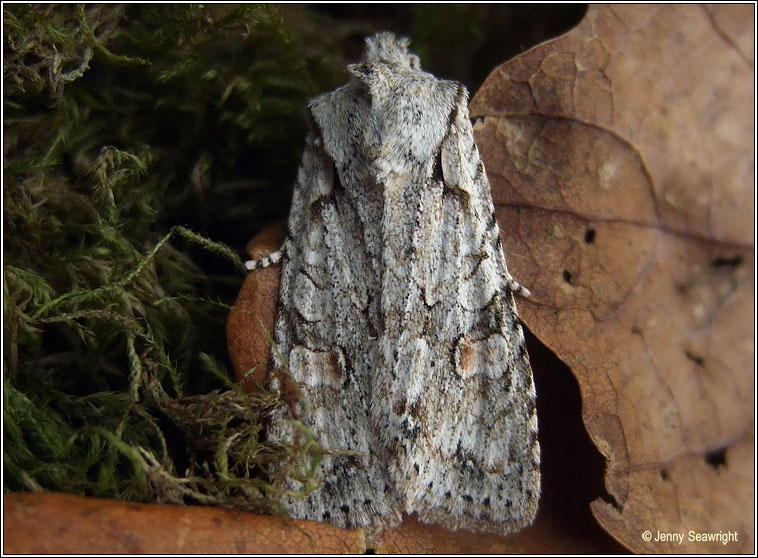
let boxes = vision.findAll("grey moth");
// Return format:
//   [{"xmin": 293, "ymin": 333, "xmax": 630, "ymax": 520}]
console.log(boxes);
[{"xmin": 247, "ymin": 32, "xmax": 540, "ymax": 535}]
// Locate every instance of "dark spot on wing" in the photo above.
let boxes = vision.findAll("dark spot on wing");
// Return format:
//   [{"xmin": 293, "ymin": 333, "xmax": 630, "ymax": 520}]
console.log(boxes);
[{"xmin": 433, "ymin": 150, "xmax": 444, "ymax": 183}]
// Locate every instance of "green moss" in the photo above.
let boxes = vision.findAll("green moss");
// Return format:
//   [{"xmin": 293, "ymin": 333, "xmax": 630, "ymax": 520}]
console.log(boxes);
[{"xmin": 3, "ymin": 4, "xmax": 324, "ymax": 511}]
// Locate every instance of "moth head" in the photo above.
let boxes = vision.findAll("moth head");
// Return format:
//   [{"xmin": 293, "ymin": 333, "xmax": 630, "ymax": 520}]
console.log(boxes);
[{"xmin": 360, "ymin": 31, "xmax": 421, "ymax": 70}]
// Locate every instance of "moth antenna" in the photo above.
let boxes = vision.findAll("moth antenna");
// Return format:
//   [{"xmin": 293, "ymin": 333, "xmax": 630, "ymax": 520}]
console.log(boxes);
[{"xmin": 506, "ymin": 275, "xmax": 531, "ymax": 298}]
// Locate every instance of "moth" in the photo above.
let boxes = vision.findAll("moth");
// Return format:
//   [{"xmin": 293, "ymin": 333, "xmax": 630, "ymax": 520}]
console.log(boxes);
[{"xmin": 247, "ymin": 32, "xmax": 540, "ymax": 535}]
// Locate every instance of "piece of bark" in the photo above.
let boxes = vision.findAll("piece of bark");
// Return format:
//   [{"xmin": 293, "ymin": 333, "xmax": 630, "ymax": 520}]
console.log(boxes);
[{"xmin": 471, "ymin": 4, "xmax": 753, "ymax": 553}]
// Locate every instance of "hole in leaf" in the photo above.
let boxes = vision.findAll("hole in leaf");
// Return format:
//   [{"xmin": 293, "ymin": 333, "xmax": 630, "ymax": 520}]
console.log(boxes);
[
  {"xmin": 705, "ymin": 448, "xmax": 727, "ymax": 469},
  {"xmin": 660, "ymin": 468, "xmax": 669, "ymax": 481},
  {"xmin": 562, "ymin": 269, "xmax": 572, "ymax": 284},
  {"xmin": 584, "ymin": 228, "xmax": 596, "ymax": 244},
  {"xmin": 711, "ymin": 255, "xmax": 742, "ymax": 268},
  {"xmin": 684, "ymin": 350, "xmax": 704, "ymax": 366}
]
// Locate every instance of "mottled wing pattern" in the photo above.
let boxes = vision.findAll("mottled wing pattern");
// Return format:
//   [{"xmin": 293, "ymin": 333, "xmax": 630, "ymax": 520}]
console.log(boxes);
[
  {"xmin": 380, "ymin": 88, "xmax": 540, "ymax": 533},
  {"xmin": 268, "ymin": 84, "xmax": 403, "ymax": 530},
  {"xmin": 266, "ymin": 32, "xmax": 539, "ymax": 535}
]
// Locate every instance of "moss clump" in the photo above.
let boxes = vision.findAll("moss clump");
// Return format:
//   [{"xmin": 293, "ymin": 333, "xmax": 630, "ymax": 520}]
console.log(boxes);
[{"xmin": 3, "ymin": 4, "xmax": 324, "ymax": 511}]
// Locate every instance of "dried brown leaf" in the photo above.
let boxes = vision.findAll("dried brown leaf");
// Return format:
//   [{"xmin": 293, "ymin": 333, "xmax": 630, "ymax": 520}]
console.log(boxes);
[
  {"xmin": 3, "ymin": 492, "xmax": 365, "ymax": 554},
  {"xmin": 227, "ymin": 222, "xmax": 287, "ymax": 391},
  {"xmin": 471, "ymin": 4, "xmax": 754, "ymax": 553}
]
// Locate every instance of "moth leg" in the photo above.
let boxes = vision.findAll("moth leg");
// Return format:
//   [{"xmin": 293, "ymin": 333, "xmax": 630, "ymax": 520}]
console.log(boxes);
[{"xmin": 245, "ymin": 247, "xmax": 284, "ymax": 271}]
